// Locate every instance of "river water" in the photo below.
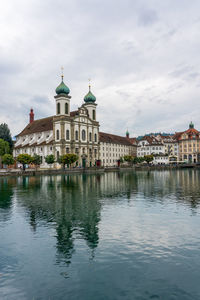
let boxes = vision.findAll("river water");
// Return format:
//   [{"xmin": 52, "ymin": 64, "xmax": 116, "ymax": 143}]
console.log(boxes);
[{"xmin": 0, "ymin": 170, "xmax": 200, "ymax": 300}]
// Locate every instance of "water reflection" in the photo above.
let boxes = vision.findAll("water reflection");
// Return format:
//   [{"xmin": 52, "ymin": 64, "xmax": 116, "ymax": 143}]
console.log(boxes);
[
  {"xmin": 0, "ymin": 178, "xmax": 15, "ymax": 223},
  {"xmin": 1, "ymin": 169, "xmax": 200, "ymax": 266}
]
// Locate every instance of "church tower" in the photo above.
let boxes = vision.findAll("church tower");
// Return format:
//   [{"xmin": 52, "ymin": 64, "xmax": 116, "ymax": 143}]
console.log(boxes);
[
  {"xmin": 54, "ymin": 73, "xmax": 71, "ymax": 116},
  {"xmin": 53, "ymin": 72, "xmax": 71, "ymax": 159},
  {"xmin": 83, "ymin": 83, "xmax": 97, "ymax": 121}
]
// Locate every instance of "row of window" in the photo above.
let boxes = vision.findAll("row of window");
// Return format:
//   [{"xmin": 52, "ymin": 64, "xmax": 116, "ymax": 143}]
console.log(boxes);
[{"xmin": 56, "ymin": 129, "xmax": 97, "ymax": 142}]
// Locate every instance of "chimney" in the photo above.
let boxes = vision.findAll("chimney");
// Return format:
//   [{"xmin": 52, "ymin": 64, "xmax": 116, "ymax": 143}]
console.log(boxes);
[{"xmin": 29, "ymin": 108, "xmax": 34, "ymax": 123}]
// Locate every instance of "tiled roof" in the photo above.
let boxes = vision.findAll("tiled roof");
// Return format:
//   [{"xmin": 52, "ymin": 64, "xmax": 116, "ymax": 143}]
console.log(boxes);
[
  {"xmin": 99, "ymin": 132, "xmax": 133, "ymax": 146},
  {"xmin": 17, "ymin": 111, "xmax": 78, "ymax": 136},
  {"xmin": 173, "ymin": 128, "xmax": 200, "ymax": 141},
  {"xmin": 17, "ymin": 116, "xmax": 54, "ymax": 137}
]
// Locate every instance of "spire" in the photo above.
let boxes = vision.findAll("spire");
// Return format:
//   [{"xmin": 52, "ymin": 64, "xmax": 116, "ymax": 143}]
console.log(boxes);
[
  {"xmin": 61, "ymin": 66, "xmax": 64, "ymax": 81},
  {"xmin": 29, "ymin": 108, "xmax": 34, "ymax": 123},
  {"xmin": 126, "ymin": 129, "xmax": 129, "ymax": 138}
]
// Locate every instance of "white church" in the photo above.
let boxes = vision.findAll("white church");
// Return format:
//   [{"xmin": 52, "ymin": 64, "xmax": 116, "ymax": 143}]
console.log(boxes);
[{"xmin": 14, "ymin": 76, "xmax": 136, "ymax": 168}]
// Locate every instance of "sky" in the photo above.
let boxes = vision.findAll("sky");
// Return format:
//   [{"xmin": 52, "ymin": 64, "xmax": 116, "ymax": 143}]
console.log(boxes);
[{"xmin": 0, "ymin": 0, "xmax": 200, "ymax": 138}]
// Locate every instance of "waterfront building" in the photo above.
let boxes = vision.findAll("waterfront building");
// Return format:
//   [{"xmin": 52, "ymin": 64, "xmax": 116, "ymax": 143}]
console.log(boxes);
[
  {"xmin": 99, "ymin": 132, "xmax": 137, "ymax": 167},
  {"xmin": 14, "ymin": 77, "xmax": 136, "ymax": 168},
  {"xmin": 174, "ymin": 122, "xmax": 200, "ymax": 163},
  {"xmin": 156, "ymin": 134, "xmax": 179, "ymax": 161},
  {"xmin": 137, "ymin": 135, "xmax": 165, "ymax": 157}
]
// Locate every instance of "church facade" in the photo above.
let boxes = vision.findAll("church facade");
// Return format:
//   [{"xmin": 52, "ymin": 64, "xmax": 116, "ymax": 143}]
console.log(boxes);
[{"xmin": 14, "ymin": 77, "xmax": 136, "ymax": 168}]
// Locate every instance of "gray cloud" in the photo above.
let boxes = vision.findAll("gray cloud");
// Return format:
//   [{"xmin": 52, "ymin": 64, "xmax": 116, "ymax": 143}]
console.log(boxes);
[{"xmin": 0, "ymin": 0, "xmax": 200, "ymax": 137}]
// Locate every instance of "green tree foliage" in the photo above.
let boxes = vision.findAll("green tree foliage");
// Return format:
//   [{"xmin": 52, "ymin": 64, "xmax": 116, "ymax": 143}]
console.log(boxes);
[
  {"xmin": 45, "ymin": 154, "xmax": 55, "ymax": 166},
  {"xmin": 0, "ymin": 123, "xmax": 13, "ymax": 150},
  {"xmin": 0, "ymin": 139, "xmax": 10, "ymax": 156},
  {"xmin": 144, "ymin": 155, "xmax": 154, "ymax": 164},
  {"xmin": 32, "ymin": 154, "xmax": 41, "ymax": 166},
  {"xmin": 31, "ymin": 154, "xmax": 42, "ymax": 170},
  {"xmin": 59, "ymin": 154, "xmax": 79, "ymax": 169},
  {"xmin": 2, "ymin": 154, "xmax": 14, "ymax": 166},
  {"xmin": 17, "ymin": 154, "xmax": 32, "ymax": 170},
  {"xmin": 123, "ymin": 155, "xmax": 133, "ymax": 163}
]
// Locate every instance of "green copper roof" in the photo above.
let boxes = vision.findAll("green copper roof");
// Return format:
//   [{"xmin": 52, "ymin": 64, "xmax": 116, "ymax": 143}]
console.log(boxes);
[
  {"xmin": 55, "ymin": 78, "xmax": 70, "ymax": 95},
  {"xmin": 84, "ymin": 86, "xmax": 96, "ymax": 103},
  {"xmin": 189, "ymin": 121, "xmax": 194, "ymax": 129},
  {"xmin": 126, "ymin": 130, "xmax": 129, "ymax": 135}
]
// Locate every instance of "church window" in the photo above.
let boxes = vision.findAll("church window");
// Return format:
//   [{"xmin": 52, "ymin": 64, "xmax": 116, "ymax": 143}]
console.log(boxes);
[
  {"xmin": 65, "ymin": 103, "xmax": 68, "ymax": 114},
  {"xmin": 82, "ymin": 129, "xmax": 86, "ymax": 141},
  {"xmin": 66, "ymin": 147, "xmax": 69, "ymax": 153},
  {"xmin": 93, "ymin": 110, "xmax": 96, "ymax": 120},
  {"xmin": 75, "ymin": 148, "xmax": 79, "ymax": 154},
  {"xmin": 57, "ymin": 103, "xmax": 60, "ymax": 114},
  {"xmin": 66, "ymin": 129, "xmax": 70, "ymax": 140},
  {"xmin": 75, "ymin": 130, "xmax": 78, "ymax": 140},
  {"xmin": 56, "ymin": 130, "xmax": 59, "ymax": 140},
  {"xmin": 89, "ymin": 132, "xmax": 92, "ymax": 142},
  {"xmin": 94, "ymin": 133, "xmax": 97, "ymax": 142}
]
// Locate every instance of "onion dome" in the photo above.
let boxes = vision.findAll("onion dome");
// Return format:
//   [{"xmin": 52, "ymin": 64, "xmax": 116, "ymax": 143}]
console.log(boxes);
[
  {"xmin": 189, "ymin": 121, "xmax": 194, "ymax": 129},
  {"xmin": 55, "ymin": 75, "xmax": 70, "ymax": 95},
  {"xmin": 84, "ymin": 85, "xmax": 96, "ymax": 103}
]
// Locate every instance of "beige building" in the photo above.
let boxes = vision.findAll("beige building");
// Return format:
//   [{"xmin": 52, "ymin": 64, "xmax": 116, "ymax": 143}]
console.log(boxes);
[{"xmin": 174, "ymin": 122, "xmax": 200, "ymax": 163}]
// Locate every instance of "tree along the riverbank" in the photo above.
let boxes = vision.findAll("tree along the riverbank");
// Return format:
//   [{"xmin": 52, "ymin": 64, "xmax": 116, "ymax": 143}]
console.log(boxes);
[
  {"xmin": 45, "ymin": 155, "xmax": 55, "ymax": 168},
  {"xmin": 121, "ymin": 154, "xmax": 154, "ymax": 165},
  {"xmin": 31, "ymin": 154, "xmax": 42, "ymax": 170},
  {"xmin": 0, "ymin": 139, "xmax": 10, "ymax": 168},
  {"xmin": 58, "ymin": 154, "xmax": 79, "ymax": 169},
  {"xmin": 0, "ymin": 123, "xmax": 13, "ymax": 150},
  {"xmin": 17, "ymin": 154, "xmax": 32, "ymax": 171},
  {"xmin": 2, "ymin": 154, "xmax": 14, "ymax": 169}
]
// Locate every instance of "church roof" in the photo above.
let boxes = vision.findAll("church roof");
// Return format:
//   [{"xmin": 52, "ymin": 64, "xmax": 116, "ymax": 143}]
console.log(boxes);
[
  {"xmin": 17, "ymin": 111, "xmax": 78, "ymax": 136},
  {"xmin": 99, "ymin": 132, "xmax": 134, "ymax": 146}
]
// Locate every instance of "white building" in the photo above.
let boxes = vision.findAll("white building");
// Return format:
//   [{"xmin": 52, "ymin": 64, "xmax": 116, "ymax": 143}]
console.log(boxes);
[
  {"xmin": 137, "ymin": 136, "xmax": 165, "ymax": 157},
  {"xmin": 14, "ymin": 77, "xmax": 136, "ymax": 168}
]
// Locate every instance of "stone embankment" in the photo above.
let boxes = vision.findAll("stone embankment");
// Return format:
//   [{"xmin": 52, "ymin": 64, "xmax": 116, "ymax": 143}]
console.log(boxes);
[{"xmin": 0, "ymin": 164, "xmax": 198, "ymax": 177}]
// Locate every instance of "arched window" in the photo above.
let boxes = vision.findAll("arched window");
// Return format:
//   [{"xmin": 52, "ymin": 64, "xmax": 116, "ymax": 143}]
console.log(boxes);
[
  {"xmin": 66, "ymin": 129, "xmax": 70, "ymax": 140},
  {"xmin": 56, "ymin": 129, "xmax": 59, "ymax": 140},
  {"xmin": 89, "ymin": 132, "xmax": 92, "ymax": 142},
  {"xmin": 65, "ymin": 103, "xmax": 68, "ymax": 114},
  {"xmin": 57, "ymin": 102, "xmax": 60, "ymax": 115},
  {"xmin": 82, "ymin": 129, "xmax": 86, "ymax": 141},
  {"xmin": 94, "ymin": 133, "xmax": 97, "ymax": 142},
  {"xmin": 75, "ymin": 130, "xmax": 78, "ymax": 140},
  {"xmin": 93, "ymin": 109, "xmax": 96, "ymax": 120}
]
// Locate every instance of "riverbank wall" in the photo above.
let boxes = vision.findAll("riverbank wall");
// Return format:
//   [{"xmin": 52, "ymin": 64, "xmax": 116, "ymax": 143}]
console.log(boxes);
[{"xmin": 1, "ymin": 164, "xmax": 199, "ymax": 177}]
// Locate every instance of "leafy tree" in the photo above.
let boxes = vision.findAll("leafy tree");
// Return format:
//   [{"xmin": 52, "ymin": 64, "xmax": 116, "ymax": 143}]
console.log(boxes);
[
  {"xmin": 2, "ymin": 154, "xmax": 14, "ymax": 168},
  {"xmin": 144, "ymin": 155, "xmax": 154, "ymax": 164},
  {"xmin": 124, "ymin": 155, "xmax": 134, "ymax": 165},
  {"xmin": 45, "ymin": 154, "xmax": 55, "ymax": 167},
  {"xmin": 31, "ymin": 154, "xmax": 42, "ymax": 170},
  {"xmin": 17, "ymin": 154, "xmax": 32, "ymax": 170},
  {"xmin": 0, "ymin": 139, "xmax": 10, "ymax": 168},
  {"xmin": 0, "ymin": 123, "xmax": 13, "ymax": 150},
  {"xmin": 119, "ymin": 157, "xmax": 124, "ymax": 163},
  {"xmin": 59, "ymin": 154, "xmax": 79, "ymax": 169}
]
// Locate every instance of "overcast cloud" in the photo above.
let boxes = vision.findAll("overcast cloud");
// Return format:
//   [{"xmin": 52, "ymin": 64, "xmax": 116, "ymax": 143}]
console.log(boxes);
[{"xmin": 0, "ymin": 0, "xmax": 200, "ymax": 137}]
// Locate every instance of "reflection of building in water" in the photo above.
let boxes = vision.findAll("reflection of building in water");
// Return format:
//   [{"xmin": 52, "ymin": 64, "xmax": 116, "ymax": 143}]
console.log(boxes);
[
  {"xmin": 2, "ymin": 170, "xmax": 200, "ymax": 266},
  {"xmin": 0, "ymin": 178, "xmax": 15, "ymax": 223}
]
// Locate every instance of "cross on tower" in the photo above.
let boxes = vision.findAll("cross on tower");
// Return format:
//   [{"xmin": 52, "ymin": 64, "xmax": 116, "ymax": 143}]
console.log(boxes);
[{"xmin": 61, "ymin": 66, "xmax": 64, "ymax": 80}]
